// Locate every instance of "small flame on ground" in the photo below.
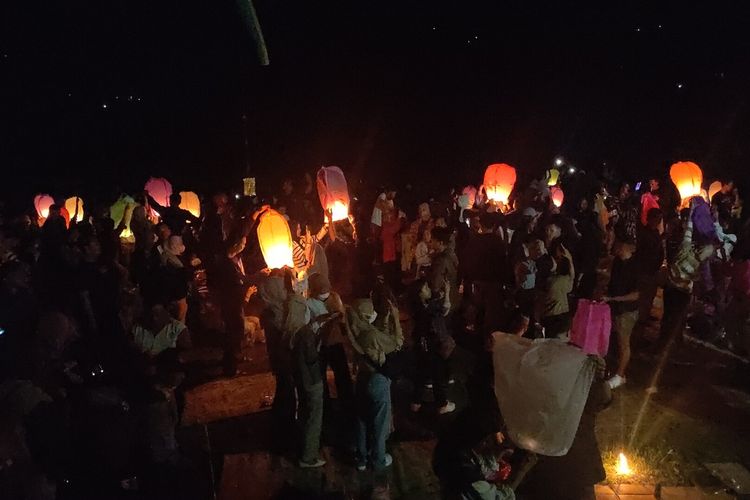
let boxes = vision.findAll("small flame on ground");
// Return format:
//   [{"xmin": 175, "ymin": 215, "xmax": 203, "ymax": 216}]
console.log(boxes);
[{"xmin": 616, "ymin": 452, "xmax": 632, "ymax": 475}]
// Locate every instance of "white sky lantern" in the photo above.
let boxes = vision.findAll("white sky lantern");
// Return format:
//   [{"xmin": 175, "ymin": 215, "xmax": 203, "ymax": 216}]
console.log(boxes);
[{"xmin": 316, "ymin": 166, "xmax": 350, "ymax": 222}]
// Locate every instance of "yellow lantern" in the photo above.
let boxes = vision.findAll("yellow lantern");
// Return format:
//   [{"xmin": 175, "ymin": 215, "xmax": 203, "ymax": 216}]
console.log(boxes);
[
  {"xmin": 547, "ymin": 168, "xmax": 560, "ymax": 186},
  {"xmin": 64, "ymin": 197, "xmax": 85, "ymax": 223},
  {"xmin": 483, "ymin": 163, "xmax": 517, "ymax": 204},
  {"xmin": 669, "ymin": 161, "xmax": 703, "ymax": 203},
  {"xmin": 243, "ymin": 177, "xmax": 256, "ymax": 197},
  {"xmin": 708, "ymin": 181, "xmax": 722, "ymax": 202},
  {"xmin": 257, "ymin": 209, "xmax": 294, "ymax": 269},
  {"xmin": 178, "ymin": 191, "xmax": 201, "ymax": 218},
  {"xmin": 110, "ymin": 195, "xmax": 136, "ymax": 240},
  {"xmin": 550, "ymin": 186, "xmax": 565, "ymax": 207}
]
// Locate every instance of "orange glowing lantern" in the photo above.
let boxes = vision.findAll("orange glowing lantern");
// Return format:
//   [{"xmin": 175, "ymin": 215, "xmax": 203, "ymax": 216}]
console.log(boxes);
[
  {"xmin": 34, "ymin": 194, "xmax": 55, "ymax": 223},
  {"xmin": 178, "ymin": 191, "xmax": 201, "ymax": 218},
  {"xmin": 547, "ymin": 168, "xmax": 560, "ymax": 186},
  {"xmin": 483, "ymin": 163, "xmax": 517, "ymax": 204},
  {"xmin": 64, "ymin": 197, "xmax": 84, "ymax": 223},
  {"xmin": 550, "ymin": 186, "xmax": 565, "ymax": 207},
  {"xmin": 669, "ymin": 161, "xmax": 703, "ymax": 204},
  {"xmin": 708, "ymin": 181, "xmax": 722, "ymax": 202},
  {"xmin": 316, "ymin": 166, "xmax": 350, "ymax": 221},
  {"xmin": 257, "ymin": 209, "xmax": 294, "ymax": 269}
]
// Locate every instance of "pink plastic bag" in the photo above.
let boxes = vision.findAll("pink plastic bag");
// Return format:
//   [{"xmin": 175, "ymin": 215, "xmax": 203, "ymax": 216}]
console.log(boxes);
[{"xmin": 570, "ymin": 299, "xmax": 611, "ymax": 356}]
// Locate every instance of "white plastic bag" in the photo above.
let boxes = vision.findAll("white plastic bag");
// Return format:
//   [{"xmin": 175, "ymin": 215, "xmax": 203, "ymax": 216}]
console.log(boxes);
[{"xmin": 492, "ymin": 334, "xmax": 595, "ymax": 456}]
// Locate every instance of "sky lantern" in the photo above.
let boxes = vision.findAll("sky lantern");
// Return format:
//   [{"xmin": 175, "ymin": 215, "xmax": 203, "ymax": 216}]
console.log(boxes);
[
  {"xmin": 708, "ymin": 181, "xmax": 722, "ymax": 202},
  {"xmin": 669, "ymin": 161, "xmax": 703, "ymax": 204},
  {"xmin": 179, "ymin": 191, "xmax": 201, "ymax": 218},
  {"xmin": 462, "ymin": 185, "xmax": 477, "ymax": 208},
  {"xmin": 483, "ymin": 163, "xmax": 517, "ymax": 204},
  {"xmin": 34, "ymin": 194, "xmax": 55, "ymax": 222},
  {"xmin": 144, "ymin": 177, "xmax": 172, "ymax": 218},
  {"xmin": 110, "ymin": 195, "xmax": 136, "ymax": 240},
  {"xmin": 550, "ymin": 185, "xmax": 565, "ymax": 207},
  {"xmin": 546, "ymin": 168, "xmax": 560, "ymax": 186},
  {"xmin": 257, "ymin": 209, "xmax": 294, "ymax": 269},
  {"xmin": 64, "ymin": 196, "xmax": 84, "ymax": 223},
  {"xmin": 316, "ymin": 166, "xmax": 350, "ymax": 221}
]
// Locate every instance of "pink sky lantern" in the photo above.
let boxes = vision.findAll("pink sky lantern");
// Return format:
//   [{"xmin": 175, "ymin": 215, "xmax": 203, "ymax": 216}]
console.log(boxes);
[
  {"xmin": 483, "ymin": 163, "xmax": 517, "ymax": 205},
  {"xmin": 34, "ymin": 194, "xmax": 55, "ymax": 222},
  {"xmin": 257, "ymin": 209, "xmax": 294, "ymax": 269},
  {"xmin": 462, "ymin": 185, "xmax": 477, "ymax": 208},
  {"xmin": 550, "ymin": 185, "xmax": 565, "ymax": 207},
  {"xmin": 144, "ymin": 177, "xmax": 172, "ymax": 217},
  {"xmin": 316, "ymin": 166, "xmax": 350, "ymax": 221},
  {"xmin": 669, "ymin": 161, "xmax": 703, "ymax": 204}
]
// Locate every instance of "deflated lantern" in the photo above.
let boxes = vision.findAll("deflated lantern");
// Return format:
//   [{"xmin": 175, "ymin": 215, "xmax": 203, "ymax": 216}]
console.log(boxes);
[
  {"xmin": 316, "ymin": 166, "xmax": 350, "ymax": 221},
  {"xmin": 550, "ymin": 186, "xmax": 565, "ymax": 207},
  {"xmin": 64, "ymin": 197, "xmax": 84, "ymax": 223},
  {"xmin": 669, "ymin": 161, "xmax": 703, "ymax": 204},
  {"xmin": 257, "ymin": 209, "xmax": 294, "ymax": 269},
  {"xmin": 483, "ymin": 163, "xmax": 517, "ymax": 205},
  {"xmin": 34, "ymin": 194, "xmax": 55, "ymax": 222},
  {"xmin": 179, "ymin": 191, "xmax": 201, "ymax": 218},
  {"xmin": 708, "ymin": 181, "xmax": 722, "ymax": 202}
]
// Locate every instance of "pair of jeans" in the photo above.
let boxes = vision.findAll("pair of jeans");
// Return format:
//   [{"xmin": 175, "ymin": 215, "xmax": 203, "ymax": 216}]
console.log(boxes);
[
  {"xmin": 319, "ymin": 343, "xmax": 354, "ymax": 401},
  {"xmin": 355, "ymin": 372, "xmax": 392, "ymax": 469},
  {"xmin": 298, "ymin": 381, "xmax": 324, "ymax": 463}
]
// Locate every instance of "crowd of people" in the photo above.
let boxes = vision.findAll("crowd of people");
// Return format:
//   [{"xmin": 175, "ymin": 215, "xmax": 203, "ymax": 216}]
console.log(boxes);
[{"xmin": 0, "ymin": 167, "xmax": 748, "ymax": 499}]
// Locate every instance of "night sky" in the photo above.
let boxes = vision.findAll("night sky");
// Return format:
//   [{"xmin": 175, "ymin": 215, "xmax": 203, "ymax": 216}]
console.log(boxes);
[{"xmin": 3, "ymin": 1, "xmax": 750, "ymax": 207}]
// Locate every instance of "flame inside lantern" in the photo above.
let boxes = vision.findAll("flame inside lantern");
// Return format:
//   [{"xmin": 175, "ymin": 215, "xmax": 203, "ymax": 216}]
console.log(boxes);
[
  {"xmin": 328, "ymin": 200, "xmax": 349, "ymax": 222},
  {"xmin": 616, "ymin": 453, "xmax": 632, "ymax": 475}
]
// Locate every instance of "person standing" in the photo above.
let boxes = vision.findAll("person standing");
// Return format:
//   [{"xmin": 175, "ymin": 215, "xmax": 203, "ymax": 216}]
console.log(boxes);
[
  {"xmin": 635, "ymin": 208, "xmax": 665, "ymax": 334},
  {"xmin": 603, "ymin": 240, "xmax": 640, "ymax": 389}
]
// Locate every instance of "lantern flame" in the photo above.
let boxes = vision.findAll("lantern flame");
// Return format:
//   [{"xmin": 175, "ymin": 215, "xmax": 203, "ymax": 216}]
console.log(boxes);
[
  {"xmin": 329, "ymin": 200, "xmax": 349, "ymax": 222},
  {"xmin": 616, "ymin": 453, "xmax": 632, "ymax": 475}
]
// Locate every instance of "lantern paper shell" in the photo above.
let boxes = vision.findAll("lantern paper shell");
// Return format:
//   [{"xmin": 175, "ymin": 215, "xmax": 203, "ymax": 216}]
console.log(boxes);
[
  {"xmin": 669, "ymin": 161, "xmax": 703, "ymax": 203},
  {"xmin": 110, "ymin": 196, "xmax": 136, "ymax": 239},
  {"xmin": 34, "ymin": 194, "xmax": 55, "ymax": 221},
  {"xmin": 708, "ymin": 181, "xmax": 722, "ymax": 202},
  {"xmin": 462, "ymin": 186, "xmax": 477, "ymax": 208},
  {"xmin": 144, "ymin": 177, "xmax": 173, "ymax": 217},
  {"xmin": 550, "ymin": 186, "xmax": 565, "ymax": 207},
  {"xmin": 257, "ymin": 209, "xmax": 294, "ymax": 269},
  {"xmin": 483, "ymin": 163, "xmax": 517, "ymax": 204},
  {"xmin": 316, "ymin": 166, "xmax": 350, "ymax": 221},
  {"xmin": 64, "ymin": 197, "xmax": 84, "ymax": 223},
  {"xmin": 243, "ymin": 177, "xmax": 256, "ymax": 197},
  {"xmin": 179, "ymin": 191, "xmax": 201, "ymax": 218},
  {"xmin": 547, "ymin": 168, "xmax": 560, "ymax": 186}
]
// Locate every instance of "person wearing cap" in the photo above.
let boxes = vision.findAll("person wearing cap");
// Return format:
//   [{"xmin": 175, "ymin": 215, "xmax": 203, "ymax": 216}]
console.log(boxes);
[{"xmin": 307, "ymin": 272, "xmax": 352, "ymax": 402}]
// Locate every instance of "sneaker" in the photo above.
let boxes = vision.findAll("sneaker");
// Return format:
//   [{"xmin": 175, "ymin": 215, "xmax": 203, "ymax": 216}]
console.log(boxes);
[
  {"xmin": 437, "ymin": 401, "xmax": 456, "ymax": 414},
  {"xmin": 383, "ymin": 453, "xmax": 393, "ymax": 468},
  {"xmin": 410, "ymin": 403, "xmax": 422, "ymax": 413},
  {"xmin": 356, "ymin": 462, "xmax": 367, "ymax": 472},
  {"xmin": 607, "ymin": 374, "xmax": 626, "ymax": 389},
  {"xmin": 299, "ymin": 458, "xmax": 326, "ymax": 468}
]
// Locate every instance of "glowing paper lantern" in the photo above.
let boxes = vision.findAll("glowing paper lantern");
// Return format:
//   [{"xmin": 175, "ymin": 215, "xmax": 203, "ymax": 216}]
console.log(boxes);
[
  {"xmin": 550, "ymin": 186, "xmax": 565, "ymax": 207},
  {"xmin": 708, "ymin": 181, "xmax": 722, "ymax": 202},
  {"xmin": 462, "ymin": 186, "xmax": 477, "ymax": 208},
  {"xmin": 110, "ymin": 195, "xmax": 136, "ymax": 240},
  {"xmin": 64, "ymin": 197, "xmax": 84, "ymax": 223},
  {"xmin": 257, "ymin": 209, "xmax": 294, "ymax": 269},
  {"xmin": 243, "ymin": 177, "xmax": 256, "ymax": 197},
  {"xmin": 316, "ymin": 166, "xmax": 350, "ymax": 221},
  {"xmin": 547, "ymin": 168, "xmax": 560, "ymax": 186},
  {"xmin": 144, "ymin": 177, "xmax": 172, "ymax": 218},
  {"xmin": 179, "ymin": 191, "xmax": 201, "ymax": 218},
  {"xmin": 483, "ymin": 163, "xmax": 517, "ymax": 204},
  {"xmin": 669, "ymin": 161, "xmax": 703, "ymax": 204},
  {"xmin": 34, "ymin": 194, "xmax": 55, "ymax": 222}
]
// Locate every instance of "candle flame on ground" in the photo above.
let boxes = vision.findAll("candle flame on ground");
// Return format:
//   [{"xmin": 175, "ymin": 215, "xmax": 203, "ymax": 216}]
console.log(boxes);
[{"xmin": 616, "ymin": 452, "xmax": 632, "ymax": 475}]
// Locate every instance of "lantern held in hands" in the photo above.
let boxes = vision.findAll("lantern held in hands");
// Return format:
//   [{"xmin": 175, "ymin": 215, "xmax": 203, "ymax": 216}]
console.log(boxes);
[
  {"xmin": 708, "ymin": 181, "xmax": 722, "ymax": 202},
  {"xmin": 257, "ymin": 209, "xmax": 294, "ymax": 269},
  {"xmin": 34, "ymin": 194, "xmax": 55, "ymax": 223},
  {"xmin": 110, "ymin": 195, "xmax": 136, "ymax": 240},
  {"xmin": 546, "ymin": 168, "xmax": 560, "ymax": 186},
  {"xmin": 316, "ymin": 166, "xmax": 350, "ymax": 221},
  {"xmin": 64, "ymin": 197, "xmax": 85, "ymax": 223},
  {"xmin": 179, "ymin": 191, "xmax": 201, "ymax": 218},
  {"xmin": 483, "ymin": 163, "xmax": 517, "ymax": 205},
  {"xmin": 144, "ymin": 177, "xmax": 173, "ymax": 218},
  {"xmin": 669, "ymin": 161, "xmax": 703, "ymax": 204},
  {"xmin": 462, "ymin": 185, "xmax": 478, "ymax": 208},
  {"xmin": 550, "ymin": 186, "xmax": 565, "ymax": 207}
]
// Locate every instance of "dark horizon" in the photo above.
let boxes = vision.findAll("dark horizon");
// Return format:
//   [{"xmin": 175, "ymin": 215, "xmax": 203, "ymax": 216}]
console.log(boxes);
[{"xmin": 3, "ymin": 1, "xmax": 750, "ymax": 208}]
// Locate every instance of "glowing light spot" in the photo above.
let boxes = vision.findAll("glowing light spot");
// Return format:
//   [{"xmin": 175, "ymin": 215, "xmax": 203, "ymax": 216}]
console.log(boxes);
[
  {"xmin": 616, "ymin": 453, "xmax": 632, "ymax": 475},
  {"xmin": 554, "ymin": 157, "xmax": 564, "ymax": 167}
]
